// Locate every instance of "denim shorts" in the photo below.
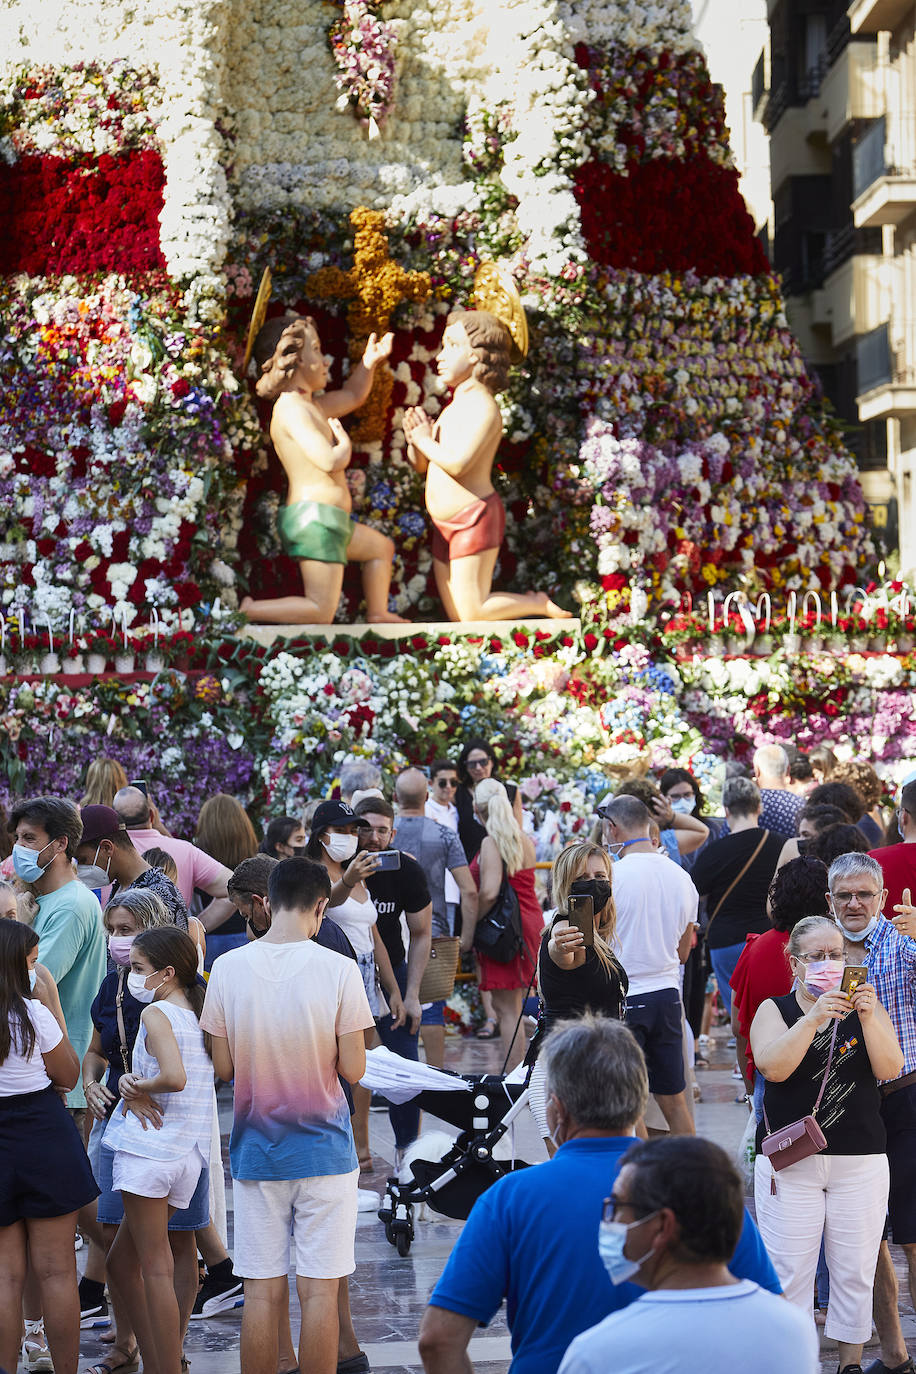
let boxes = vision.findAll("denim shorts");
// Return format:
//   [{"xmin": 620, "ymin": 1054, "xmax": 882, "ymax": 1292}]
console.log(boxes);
[{"xmin": 89, "ymin": 1118, "xmax": 209, "ymax": 1230}]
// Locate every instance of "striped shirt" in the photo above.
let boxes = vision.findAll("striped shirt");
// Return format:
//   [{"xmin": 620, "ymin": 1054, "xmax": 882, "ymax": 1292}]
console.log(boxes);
[
  {"xmin": 104, "ymin": 1001, "xmax": 212, "ymax": 1163},
  {"xmin": 863, "ymin": 917, "xmax": 916, "ymax": 1082}
]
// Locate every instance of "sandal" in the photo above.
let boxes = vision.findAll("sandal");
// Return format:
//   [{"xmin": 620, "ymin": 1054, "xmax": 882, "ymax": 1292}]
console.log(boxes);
[
  {"xmin": 476, "ymin": 1018, "xmax": 499, "ymax": 1039},
  {"xmin": 85, "ymin": 1346, "xmax": 140, "ymax": 1374}
]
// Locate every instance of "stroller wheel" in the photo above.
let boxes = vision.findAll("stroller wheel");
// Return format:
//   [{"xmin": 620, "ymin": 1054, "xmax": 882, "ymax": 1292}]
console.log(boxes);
[
  {"xmin": 396, "ymin": 1230, "xmax": 411, "ymax": 1257},
  {"xmin": 384, "ymin": 1220, "xmax": 395, "ymax": 1245}
]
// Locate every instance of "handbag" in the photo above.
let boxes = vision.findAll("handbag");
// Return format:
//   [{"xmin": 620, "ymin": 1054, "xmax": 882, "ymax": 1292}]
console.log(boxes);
[
  {"xmin": 473, "ymin": 863, "xmax": 523, "ymax": 964},
  {"xmin": 418, "ymin": 935, "xmax": 461, "ymax": 1003},
  {"xmin": 760, "ymin": 1018, "xmax": 839, "ymax": 1173},
  {"xmin": 706, "ymin": 829, "xmax": 770, "ymax": 933}
]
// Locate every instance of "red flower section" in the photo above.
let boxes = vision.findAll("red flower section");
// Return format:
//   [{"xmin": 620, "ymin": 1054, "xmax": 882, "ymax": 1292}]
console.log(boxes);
[
  {"xmin": 0, "ymin": 150, "xmax": 166, "ymax": 276},
  {"xmin": 574, "ymin": 156, "xmax": 769, "ymax": 278}
]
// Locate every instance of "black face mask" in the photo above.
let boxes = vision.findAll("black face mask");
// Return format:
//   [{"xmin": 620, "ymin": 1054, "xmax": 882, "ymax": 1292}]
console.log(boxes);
[
  {"xmin": 290, "ymin": 845, "xmax": 309, "ymax": 857},
  {"xmin": 570, "ymin": 877, "xmax": 611, "ymax": 916}
]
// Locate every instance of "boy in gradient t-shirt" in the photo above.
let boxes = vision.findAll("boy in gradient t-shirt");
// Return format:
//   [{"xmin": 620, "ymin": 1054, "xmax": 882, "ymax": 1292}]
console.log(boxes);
[{"xmin": 201, "ymin": 858, "xmax": 374, "ymax": 1374}]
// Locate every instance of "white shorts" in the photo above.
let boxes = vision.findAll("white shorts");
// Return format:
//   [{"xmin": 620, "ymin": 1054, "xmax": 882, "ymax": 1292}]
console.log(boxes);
[
  {"xmin": 232, "ymin": 1169, "xmax": 359, "ymax": 1279},
  {"xmin": 111, "ymin": 1147, "xmax": 205, "ymax": 1210}
]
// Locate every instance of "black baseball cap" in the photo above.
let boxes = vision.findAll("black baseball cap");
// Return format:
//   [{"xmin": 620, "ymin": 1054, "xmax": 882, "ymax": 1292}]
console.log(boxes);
[{"xmin": 311, "ymin": 800, "xmax": 370, "ymax": 831}]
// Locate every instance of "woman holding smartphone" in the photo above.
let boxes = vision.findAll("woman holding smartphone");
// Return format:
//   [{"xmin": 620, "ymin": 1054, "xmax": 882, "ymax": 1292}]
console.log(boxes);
[
  {"xmin": 750, "ymin": 915, "xmax": 901, "ymax": 1374},
  {"xmin": 526, "ymin": 842, "xmax": 628, "ymax": 1151}
]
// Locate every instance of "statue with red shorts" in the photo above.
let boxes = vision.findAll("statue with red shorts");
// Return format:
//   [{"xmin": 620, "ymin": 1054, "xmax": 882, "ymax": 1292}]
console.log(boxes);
[{"xmin": 402, "ymin": 265, "xmax": 571, "ymax": 622}]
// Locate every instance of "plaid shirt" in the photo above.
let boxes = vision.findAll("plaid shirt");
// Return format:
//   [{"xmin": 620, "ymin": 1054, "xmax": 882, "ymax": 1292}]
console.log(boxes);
[{"xmin": 863, "ymin": 917, "xmax": 916, "ymax": 1082}]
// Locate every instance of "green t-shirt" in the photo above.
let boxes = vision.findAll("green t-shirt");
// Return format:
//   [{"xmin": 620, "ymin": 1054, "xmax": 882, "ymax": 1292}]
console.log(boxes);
[{"xmin": 34, "ymin": 879, "xmax": 106, "ymax": 1109}]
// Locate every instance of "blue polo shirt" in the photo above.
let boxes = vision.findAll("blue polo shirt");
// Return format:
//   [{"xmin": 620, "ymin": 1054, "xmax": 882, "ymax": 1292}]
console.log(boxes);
[{"xmin": 429, "ymin": 1136, "xmax": 780, "ymax": 1374}]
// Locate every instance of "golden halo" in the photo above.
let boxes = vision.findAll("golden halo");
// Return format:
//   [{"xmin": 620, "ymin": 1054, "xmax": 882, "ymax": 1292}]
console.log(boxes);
[
  {"xmin": 472, "ymin": 259, "xmax": 529, "ymax": 363},
  {"xmin": 242, "ymin": 267, "xmax": 273, "ymax": 374}
]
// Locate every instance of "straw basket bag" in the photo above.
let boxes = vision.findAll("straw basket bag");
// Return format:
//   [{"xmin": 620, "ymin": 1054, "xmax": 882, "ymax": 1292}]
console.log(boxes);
[{"xmin": 418, "ymin": 936, "xmax": 461, "ymax": 1003}]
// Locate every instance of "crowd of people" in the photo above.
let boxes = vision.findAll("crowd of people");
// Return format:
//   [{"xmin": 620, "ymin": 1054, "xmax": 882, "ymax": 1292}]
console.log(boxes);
[{"xmin": 0, "ymin": 737, "xmax": 914, "ymax": 1374}]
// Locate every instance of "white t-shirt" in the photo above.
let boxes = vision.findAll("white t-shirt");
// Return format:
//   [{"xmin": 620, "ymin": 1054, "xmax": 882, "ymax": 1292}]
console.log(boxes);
[
  {"xmin": 331, "ymin": 891, "xmax": 379, "ymax": 958},
  {"xmin": 610, "ymin": 852, "xmax": 698, "ymax": 995},
  {"xmin": 559, "ymin": 1280, "xmax": 818, "ymax": 1374},
  {"xmin": 425, "ymin": 799, "xmax": 460, "ymax": 905},
  {"xmin": 200, "ymin": 938, "xmax": 374, "ymax": 1180},
  {"xmin": 0, "ymin": 999, "xmax": 63, "ymax": 1096}
]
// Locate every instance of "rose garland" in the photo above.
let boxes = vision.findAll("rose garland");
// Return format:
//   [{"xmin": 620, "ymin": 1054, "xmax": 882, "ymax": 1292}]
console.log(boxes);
[{"xmin": 327, "ymin": 1, "xmax": 398, "ymax": 137}]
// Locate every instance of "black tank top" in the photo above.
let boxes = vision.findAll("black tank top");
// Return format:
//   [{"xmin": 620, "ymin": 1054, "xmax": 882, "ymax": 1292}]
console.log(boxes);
[
  {"xmin": 537, "ymin": 929, "xmax": 628, "ymax": 1030},
  {"xmin": 756, "ymin": 992, "xmax": 885, "ymax": 1155}
]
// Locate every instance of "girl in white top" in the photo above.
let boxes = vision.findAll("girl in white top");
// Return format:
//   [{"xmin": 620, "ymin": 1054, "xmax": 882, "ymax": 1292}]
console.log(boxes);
[
  {"xmin": 0, "ymin": 919, "xmax": 98, "ymax": 1374},
  {"xmin": 103, "ymin": 926, "xmax": 212, "ymax": 1374}
]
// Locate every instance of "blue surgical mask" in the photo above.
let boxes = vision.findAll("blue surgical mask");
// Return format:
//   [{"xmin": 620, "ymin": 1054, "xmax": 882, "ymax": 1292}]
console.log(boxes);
[
  {"xmin": 12, "ymin": 840, "xmax": 55, "ymax": 884},
  {"xmin": 669, "ymin": 797, "xmax": 696, "ymax": 816},
  {"xmin": 28, "ymin": 968, "xmax": 37, "ymax": 992},
  {"xmin": 598, "ymin": 1212, "xmax": 659, "ymax": 1286}
]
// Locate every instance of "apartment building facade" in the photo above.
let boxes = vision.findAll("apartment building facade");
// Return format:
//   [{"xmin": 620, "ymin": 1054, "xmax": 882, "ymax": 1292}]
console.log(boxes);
[{"xmin": 755, "ymin": 0, "xmax": 905, "ymax": 562}]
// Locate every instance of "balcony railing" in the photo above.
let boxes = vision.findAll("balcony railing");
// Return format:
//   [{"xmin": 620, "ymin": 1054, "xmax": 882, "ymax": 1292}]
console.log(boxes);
[
  {"xmin": 799, "ymin": 56, "xmax": 828, "ymax": 100},
  {"xmin": 857, "ymin": 323, "xmax": 892, "ymax": 392},
  {"xmin": 763, "ymin": 80, "xmax": 789, "ymax": 131},
  {"xmin": 823, "ymin": 223, "xmax": 883, "ymax": 275},
  {"xmin": 853, "ymin": 116, "xmax": 887, "ymax": 200},
  {"xmin": 826, "ymin": 13, "xmax": 851, "ymax": 66},
  {"xmin": 752, "ymin": 49, "xmax": 767, "ymax": 120}
]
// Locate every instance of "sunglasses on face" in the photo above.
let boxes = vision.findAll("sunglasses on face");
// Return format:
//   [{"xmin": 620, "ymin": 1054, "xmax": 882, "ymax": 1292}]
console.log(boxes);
[
  {"xmin": 466, "ymin": 758, "xmax": 489, "ymax": 770},
  {"xmin": 435, "ymin": 778, "xmax": 458, "ymax": 789}
]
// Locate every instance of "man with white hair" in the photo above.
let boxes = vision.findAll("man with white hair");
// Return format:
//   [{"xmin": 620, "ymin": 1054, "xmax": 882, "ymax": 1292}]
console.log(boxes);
[
  {"xmin": 829, "ymin": 851, "xmax": 916, "ymax": 1374},
  {"xmin": 753, "ymin": 744, "xmax": 804, "ymax": 838}
]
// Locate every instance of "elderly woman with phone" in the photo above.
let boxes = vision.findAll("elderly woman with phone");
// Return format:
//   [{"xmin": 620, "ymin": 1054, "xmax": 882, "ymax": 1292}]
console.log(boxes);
[
  {"xmin": 526, "ymin": 842, "xmax": 628, "ymax": 1152},
  {"xmin": 750, "ymin": 914, "xmax": 902, "ymax": 1374}
]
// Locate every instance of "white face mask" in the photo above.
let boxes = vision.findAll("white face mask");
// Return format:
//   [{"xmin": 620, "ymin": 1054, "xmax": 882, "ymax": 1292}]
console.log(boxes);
[
  {"xmin": 28, "ymin": 968, "xmax": 37, "ymax": 992},
  {"xmin": 322, "ymin": 833, "xmax": 358, "ymax": 864},
  {"xmin": 77, "ymin": 844, "xmax": 111, "ymax": 890},
  {"xmin": 127, "ymin": 970, "xmax": 161, "ymax": 1004},
  {"xmin": 835, "ymin": 913, "xmax": 879, "ymax": 943}
]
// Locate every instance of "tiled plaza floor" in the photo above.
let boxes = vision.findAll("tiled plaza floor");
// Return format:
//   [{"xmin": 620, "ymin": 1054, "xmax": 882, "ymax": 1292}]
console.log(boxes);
[{"xmin": 74, "ymin": 1025, "xmax": 916, "ymax": 1374}]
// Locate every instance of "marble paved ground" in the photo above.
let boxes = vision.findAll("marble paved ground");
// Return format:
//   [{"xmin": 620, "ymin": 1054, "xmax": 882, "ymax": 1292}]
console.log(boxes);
[{"xmin": 75, "ymin": 1025, "xmax": 916, "ymax": 1374}]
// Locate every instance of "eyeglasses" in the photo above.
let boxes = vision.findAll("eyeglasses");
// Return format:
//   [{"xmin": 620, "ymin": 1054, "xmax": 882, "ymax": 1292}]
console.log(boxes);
[
  {"xmin": 795, "ymin": 949, "xmax": 846, "ymax": 963},
  {"xmin": 602, "ymin": 1193, "xmax": 650, "ymax": 1223},
  {"xmin": 830, "ymin": 890, "xmax": 882, "ymax": 906},
  {"xmin": 466, "ymin": 757, "xmax": 490, "ymax": 770},
  {"xmin": 435, "ymin": 778, "xmax": 458, "ymax": 789}
]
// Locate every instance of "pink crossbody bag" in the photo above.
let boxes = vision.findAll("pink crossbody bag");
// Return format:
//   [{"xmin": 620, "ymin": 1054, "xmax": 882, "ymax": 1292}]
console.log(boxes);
[{"xmin": 761, "ymin": 1018, "xmax": 839, "ymax": 1173}]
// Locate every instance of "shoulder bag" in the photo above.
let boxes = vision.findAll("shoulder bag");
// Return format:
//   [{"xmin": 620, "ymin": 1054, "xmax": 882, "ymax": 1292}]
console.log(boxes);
[
  {"xmin": 473, "ymin": 862, "xmax": 523, "ymax": 964},
  {"xmin": 760, "ymin": 1017, "xmax": 840, "ymax": 1174},
  {"xmin": 706, "ymin": 829, "xmax": 770, "ymax": 934}
]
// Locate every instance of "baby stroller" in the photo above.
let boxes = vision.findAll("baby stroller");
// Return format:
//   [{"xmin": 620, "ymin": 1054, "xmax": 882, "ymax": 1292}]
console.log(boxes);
[{"xmin": 371, "ymin": 1057, "xmax": 532, "ymax": 1257}]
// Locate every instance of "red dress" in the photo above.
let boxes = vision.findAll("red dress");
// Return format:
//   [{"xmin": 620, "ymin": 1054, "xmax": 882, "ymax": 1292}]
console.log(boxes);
[{"xmin": 470, "ymin": 854, "xmax": 543, "ymax": 992}]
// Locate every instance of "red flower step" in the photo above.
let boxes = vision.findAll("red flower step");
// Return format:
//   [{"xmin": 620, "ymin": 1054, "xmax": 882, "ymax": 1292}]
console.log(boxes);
[
  {"xmin": 0, "ymin": 150, "xmax": 166, "ymax": 276},
  {"xmin": 574, "ymin": 155, "xmax": 769, "ymax": 278}
]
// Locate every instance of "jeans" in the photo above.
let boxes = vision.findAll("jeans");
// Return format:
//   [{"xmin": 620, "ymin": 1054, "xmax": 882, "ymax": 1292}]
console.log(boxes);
[
  {"xmin": 709, "ymin": 941, "xmax": 746, "ymax": 1018},
  {"xmin": 375, "ymin": 960, "xmax": 420, "ymax": 1149}
]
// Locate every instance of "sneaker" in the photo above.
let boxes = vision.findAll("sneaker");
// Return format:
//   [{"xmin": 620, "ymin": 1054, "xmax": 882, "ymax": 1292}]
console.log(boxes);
[
  {"xmin": 80, "ymin": 1295, "xmax": 110, "ymax": 1329},
  {"xmin": 22, "ymin": 1320, "xmax": 53, "ymax": 1373},
  {"xmin": 697, "ymin": 1034, "xmax": 712, "ymax": 1049},
  {"xmin": 190, "ymin": 1270, "xmax": 244, "ymax": 1319},
  {"xmin": 357, "ymin": 1188, "xmax": 380, "ymax": 1212},
  {"xmin": 731, "ymin": 1064, "xmax": 744, "ymax": 1079},
  {"xmin": 864, "ymin": 1363, "xmax": 916, "ymax": 1374},
  {"xmin": 726, "ymin": 1036, "xmax": 737, "ymax": 1049}
]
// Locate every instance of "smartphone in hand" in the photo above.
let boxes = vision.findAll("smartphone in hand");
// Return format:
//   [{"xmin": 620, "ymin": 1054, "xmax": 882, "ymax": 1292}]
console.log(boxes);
[
  {"xmin": 840, "ymin": 965, "xmax": 868, "ymax": 998},
  {"xmin": 566, "ymin": 894, "xmax": 595, "ymax": 947},
  {"xmin": 373, "ymin": 849, "xmax": 401, "ymax": 872}
]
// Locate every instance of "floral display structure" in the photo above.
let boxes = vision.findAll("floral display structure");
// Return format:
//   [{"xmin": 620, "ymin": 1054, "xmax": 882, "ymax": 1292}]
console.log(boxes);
[
  {"xmin": 1, "ymin": 0, "xmax": 877, "ymax": 632},
  {"xmin": 2, "ymin": 595, "xmax": 915, "ymax": 840}
]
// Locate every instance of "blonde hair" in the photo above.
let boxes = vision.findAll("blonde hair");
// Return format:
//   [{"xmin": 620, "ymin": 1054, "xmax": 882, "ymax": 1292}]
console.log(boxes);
[
  {"xmin": 474, "ymin": 778, "xmax": 524, "ymax": 875},
  {"xmin": 550, "ymin": 841, "xmax": 619, "ymax": 980},
  {"xmin": 80, "ymin": 757, "xmax": 129, "ymax": 808}
]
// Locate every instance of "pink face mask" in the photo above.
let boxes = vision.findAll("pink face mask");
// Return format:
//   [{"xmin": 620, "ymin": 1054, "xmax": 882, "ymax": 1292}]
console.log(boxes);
[
  {"xmin": 108, "ymin": 935, "xmax": 135, "ymax": 968},
  {"xmin": 801, "ymin": 958, "xmax": 844, "ymax": 997}
]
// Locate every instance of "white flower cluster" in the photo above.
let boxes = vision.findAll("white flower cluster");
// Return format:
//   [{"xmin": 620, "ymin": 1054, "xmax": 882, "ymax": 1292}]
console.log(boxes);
[{"xmin": 558, "ymin": 0, "xmax": 699, "ymax": 55}]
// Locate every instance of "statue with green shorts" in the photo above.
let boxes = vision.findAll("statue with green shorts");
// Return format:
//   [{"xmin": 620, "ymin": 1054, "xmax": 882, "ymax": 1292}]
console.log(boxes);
[{"xmin": 240, "ymin": 314, "xmax": 407, "ymax": 624}]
